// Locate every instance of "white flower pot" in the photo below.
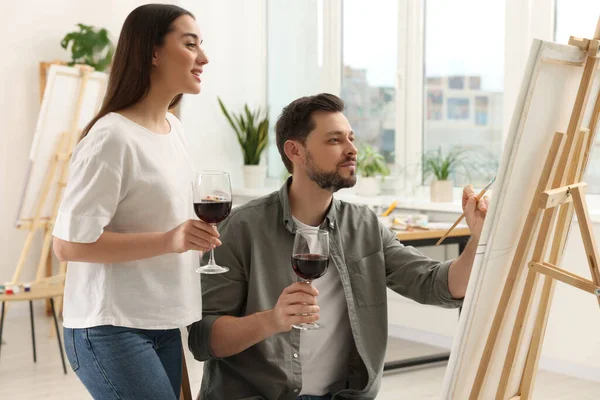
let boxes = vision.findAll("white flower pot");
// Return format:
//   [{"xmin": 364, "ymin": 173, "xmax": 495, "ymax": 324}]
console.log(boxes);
[
  {"xmin": 430, "ymin": 180, "xmax": 453, "ymax": 202},
  {"xmin": 243, "ymin": 165, "xmax": 267, "ymax": 188},
  {"xmin": 358, "ymin": 176, "xmax": 380, "ymax": 197}
]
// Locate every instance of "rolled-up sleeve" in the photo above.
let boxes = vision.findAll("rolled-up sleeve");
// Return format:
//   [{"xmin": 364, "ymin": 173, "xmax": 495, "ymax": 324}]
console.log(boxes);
[
  {"xmin": 382, "ymin": 225, "xmax": 462, "ymax": 308},
  {"xmin": 53, "ymin": 153, "xmax": 123, "ymax": 243},
  {"xmin": 187, "ymin": 213, "xmax": 248, "ymax": 361}
]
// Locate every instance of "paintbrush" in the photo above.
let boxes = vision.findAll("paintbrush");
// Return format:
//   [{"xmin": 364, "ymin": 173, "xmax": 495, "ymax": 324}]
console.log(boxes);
[{"xmin": 435, "ymin": 176, "xmax": 496, "ymax": 246}]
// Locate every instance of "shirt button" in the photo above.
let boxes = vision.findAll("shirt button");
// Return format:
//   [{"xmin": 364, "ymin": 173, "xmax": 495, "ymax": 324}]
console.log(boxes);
[
  {"xmin": 293, "ymin": 389, "xmax": 299, "ymax": 393},
  {"xmin": 293, "ymin": 353, "xmax": 299, "ymax": 358}
]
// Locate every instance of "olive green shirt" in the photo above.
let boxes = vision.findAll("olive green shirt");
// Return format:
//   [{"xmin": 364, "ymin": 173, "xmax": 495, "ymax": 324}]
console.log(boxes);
[{"xmin": 188, "ymin": 179, "xmax": 462, "ymax": 400}]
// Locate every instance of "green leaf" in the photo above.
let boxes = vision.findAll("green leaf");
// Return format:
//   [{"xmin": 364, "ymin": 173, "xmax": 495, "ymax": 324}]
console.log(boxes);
[
  {"xmin": 422, "ymin": 146, "xmax": 469, "ymax": 181},
  {"xmin": 60, "ymin": 23, "xmax": 114, "ymax": 70},
  {"xmin": 218, "ymin": 99, "xmax": 270, "ymax": 165},
  {"xmin": 357, "ymin": 143, "xmax": 390, "ymax": 178}
]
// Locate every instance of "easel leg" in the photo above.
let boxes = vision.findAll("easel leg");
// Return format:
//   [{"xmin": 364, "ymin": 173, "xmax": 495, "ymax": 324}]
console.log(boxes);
[
  {"xmin": 45, "ymin": 227, "xmax": 53, "ymax": 316},
  {"xmin": 180, "ymin": 348, "xmax": 192, "ymax": 400},
  {"xmin": 496, "ymin": 194, "xmax": 563, "ymax": 399},
  {"xmin": 571, "ymin": 186, "xmax": 600, "ymax": 297},
  {"xmin": 12, "ymin": 231, "xmax": 36, "ymax": 284},
  {"xmin": 0, "ymin": 302, "xmax": 5, "ymax": 361},
  {"xmin": 30, "ymin": 301, "xmax": 37, "ymax": 363},
  {"xmin": 496, "ymin": 270, "xmax": 540, "ymax": 399},
  {"xmin": 519, "ymin": 276, "xmax": 555, "ymax": 400},
  {"xmin": 519, "ymin": 128, "xmax": 590, "ymax": 398},
  {"xmin": 50, "ymin": 299, "xmax": 67, "ymax": 374}
]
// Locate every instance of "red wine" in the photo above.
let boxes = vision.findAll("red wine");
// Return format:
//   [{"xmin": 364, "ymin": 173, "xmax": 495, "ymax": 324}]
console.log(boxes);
[
  {"xmin": 194, "ymin": 200, "xmax": 232, "ymax": 224},
  {"xmin": 292, "ymin": 254, "xmax": 329, "ymax": 280}
]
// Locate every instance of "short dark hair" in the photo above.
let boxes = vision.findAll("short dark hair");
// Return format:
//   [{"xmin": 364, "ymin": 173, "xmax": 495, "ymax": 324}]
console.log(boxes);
[{"xmin": 275, "ymin": 93, "xmax": 345, "ymax": 173}]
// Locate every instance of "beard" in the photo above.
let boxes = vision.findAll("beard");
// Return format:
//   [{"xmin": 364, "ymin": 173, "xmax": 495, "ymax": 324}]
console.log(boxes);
[{"xmin": 305, "ymin": 150, "xmax": 357, "ymax": 192}]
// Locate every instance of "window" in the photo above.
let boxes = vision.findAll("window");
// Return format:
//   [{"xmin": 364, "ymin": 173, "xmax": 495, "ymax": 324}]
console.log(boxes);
[
  {"xmin": 340, "ymin": 0, "xmax": 398, "ymax": 164},
  {"xmin": 423, "ymin": 0, "xmax": 505, "ymax": 187},
  {"xmin": 266, "ymin": 0, "xmax": 339, "ymax": 180},
  {"xmin": 555, "ymin": 0, "xmax": 600, "ymax": 193}
]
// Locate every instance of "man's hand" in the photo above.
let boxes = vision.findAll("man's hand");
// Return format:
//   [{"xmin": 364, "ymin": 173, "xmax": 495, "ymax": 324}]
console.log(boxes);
[
  {"xmin": 462, "ymin": 185, "xmax": 490, "ymax": 241},
  {"xmin": 268, "ymin": 282, "xmax": 320, "ymax": 333}
]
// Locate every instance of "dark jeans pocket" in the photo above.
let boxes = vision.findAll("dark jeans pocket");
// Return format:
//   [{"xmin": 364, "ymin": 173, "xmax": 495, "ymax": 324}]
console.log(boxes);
[{"xmin": 63, "ymin": 327, "xmax": 80, "ymax": 371}]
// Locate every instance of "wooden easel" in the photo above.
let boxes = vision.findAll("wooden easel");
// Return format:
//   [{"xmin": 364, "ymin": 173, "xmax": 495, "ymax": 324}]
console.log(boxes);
[
  {"xmin": 468, "ymin": 18, "xmax": 600, "ymax": 400},
  {"xmin": 5, "ymin": 64, "xmax": 194, "ymax": 399},
  {"xmin": 10, "ymin": 64, "xmax": 95, "ymax": 298},
  {"xmin": 39, "ymin": 61, "xmax": 68, "ymax": 315},
  {"xmin": 0, "ymin": 64, "xmax": 95, "ymax": 374}
]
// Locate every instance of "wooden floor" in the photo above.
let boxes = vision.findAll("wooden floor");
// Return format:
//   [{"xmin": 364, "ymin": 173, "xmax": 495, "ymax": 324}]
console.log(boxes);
[{"xmin": 1, "ymin": 314, "xmax": 599, "ymax": 399}]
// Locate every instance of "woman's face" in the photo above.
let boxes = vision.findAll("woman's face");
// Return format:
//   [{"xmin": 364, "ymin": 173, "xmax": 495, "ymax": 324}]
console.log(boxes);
[{"xmin": 153, "ymin": 15, "xmax": 209, "ymax": 95}]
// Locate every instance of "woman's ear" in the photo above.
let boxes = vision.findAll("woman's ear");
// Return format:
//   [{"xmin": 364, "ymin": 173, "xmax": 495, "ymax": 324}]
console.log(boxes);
[{"xmin": 152, "ymin": 45, "xmax": 159, "ymax": 67}]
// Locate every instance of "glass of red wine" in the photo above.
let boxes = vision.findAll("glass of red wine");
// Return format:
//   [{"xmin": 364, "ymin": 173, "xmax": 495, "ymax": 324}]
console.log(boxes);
[
  {"xmin": 192, "ymin": 171, "xmax": 232, "ymax": 274},
  {"xmin": 291, "ymin": 228, "xmax": 329, "ymax": 330}
]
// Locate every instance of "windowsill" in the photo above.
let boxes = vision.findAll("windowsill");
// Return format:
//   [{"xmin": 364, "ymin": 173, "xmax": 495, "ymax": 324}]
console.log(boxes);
[
  {"xmin": 233, "ymin": 186, "xmax": 600, "ymax": 224},
  {"xmin": 233, "ymin": 187, "xmax": 463, "ymax": 215}
]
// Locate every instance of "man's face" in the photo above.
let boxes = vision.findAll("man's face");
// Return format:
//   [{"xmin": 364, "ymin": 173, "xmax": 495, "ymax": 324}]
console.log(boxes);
[{"xmin": 300, "ymin": 111, "xmax": 358, "ymax": 192}]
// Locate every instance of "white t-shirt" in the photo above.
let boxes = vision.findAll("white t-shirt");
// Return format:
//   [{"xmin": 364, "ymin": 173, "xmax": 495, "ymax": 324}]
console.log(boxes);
[
  {"xmin": 292, "ymin": 217, "xmax": 353, "ymax": 396},
  {"xmin": 53, "ymin": 112, "xmax": 202, "ymax": 330}
]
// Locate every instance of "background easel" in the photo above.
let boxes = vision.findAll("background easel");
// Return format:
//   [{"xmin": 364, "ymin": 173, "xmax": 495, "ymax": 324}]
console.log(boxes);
[
  {"xmin": 11, "ymin": 64, "xmax": 95, "ymax": 301},
  {"xmin": 39, "ymin": 61, "xmax": 68, "ymax": 317},
  {"xmin": 469, "ymin": 18, "xmax": 600, "ymax": 400},
  {"xmin": 3, "ymin": 62, "xmax": 194, "ymax": 398},
  {"xmin": 0, "ymin": 64, "xmax": 95, "ymax": 374}
]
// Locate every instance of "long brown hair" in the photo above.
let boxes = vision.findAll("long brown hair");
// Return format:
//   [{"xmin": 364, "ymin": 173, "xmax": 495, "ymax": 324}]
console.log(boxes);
[{"xmin": 80, "ymin": 4, "xmax": 195, "ymax": 140}]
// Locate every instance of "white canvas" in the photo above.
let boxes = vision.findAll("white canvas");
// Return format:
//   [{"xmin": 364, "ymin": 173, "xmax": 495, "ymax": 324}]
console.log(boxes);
[
  {"xmin": 441, "ymin": 40, "xmax": 600, "ymax": 399},
  {"xmin": 15, "ymin": 65, "xmax": 107, "ymax": 225}
]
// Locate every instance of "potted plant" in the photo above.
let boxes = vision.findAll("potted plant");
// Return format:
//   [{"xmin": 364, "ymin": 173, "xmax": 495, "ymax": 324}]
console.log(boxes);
[
  {"xmin": 39, "ymin": 25, "xmax": 114, "ymax": 100},
  {"xmin": 60, "ymin": 24, "xmax": 114, "ymax": 71},
  {"xmin": 218, "ymin": 98, "xmax": 269, "ymax": 188},
  {"xmin": 357, "ymin": 143, "xmax": 390, "ymax": 196},
  {"xmin": 422, "ymin": 147, "xmax": 466, "ymax": 202}
]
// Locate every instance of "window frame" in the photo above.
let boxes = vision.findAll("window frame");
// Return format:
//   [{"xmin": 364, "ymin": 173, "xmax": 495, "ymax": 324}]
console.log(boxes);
[{"xmin": 271, "ymin": 0, "xmax": 600, "ymax": 203}]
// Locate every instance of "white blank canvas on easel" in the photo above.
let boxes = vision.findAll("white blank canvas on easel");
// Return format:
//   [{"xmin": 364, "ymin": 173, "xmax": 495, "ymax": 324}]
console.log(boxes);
[
  {"xmin": 441, "ymin": 39, "xmax": 600, "ymax": 399},
  {"xmin": 15, "ymin": 65, "xmax": 107, "ymax": 226}
]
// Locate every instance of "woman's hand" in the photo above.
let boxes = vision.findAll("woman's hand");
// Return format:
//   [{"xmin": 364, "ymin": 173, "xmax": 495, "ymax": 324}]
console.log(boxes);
[{"xmin": 164, "ymin": 220, "xmax": 221, "ymax": 253}]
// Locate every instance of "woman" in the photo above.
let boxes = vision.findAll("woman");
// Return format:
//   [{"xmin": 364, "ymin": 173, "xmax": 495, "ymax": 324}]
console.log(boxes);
[{"xmin": 52, "ymin": 4, "xmax": 216, "ymax": 398}]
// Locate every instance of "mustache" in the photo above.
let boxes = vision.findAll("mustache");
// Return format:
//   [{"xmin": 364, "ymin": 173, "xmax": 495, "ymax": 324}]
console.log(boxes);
[{"xmin": 337, "ymin": 157, "xmax": 357, "ymax": 167}]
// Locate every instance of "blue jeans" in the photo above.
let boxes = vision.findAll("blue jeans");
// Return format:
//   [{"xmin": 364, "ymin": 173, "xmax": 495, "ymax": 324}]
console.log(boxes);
[{"xmin": 63, "ymin": 325, "xmax": 182, "ymax": 399}]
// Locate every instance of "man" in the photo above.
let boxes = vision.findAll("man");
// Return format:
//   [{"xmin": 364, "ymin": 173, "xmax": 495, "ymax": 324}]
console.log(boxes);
[{"xmin": 188, "ymin": 93, "xmax": 489, "ymax": 400}]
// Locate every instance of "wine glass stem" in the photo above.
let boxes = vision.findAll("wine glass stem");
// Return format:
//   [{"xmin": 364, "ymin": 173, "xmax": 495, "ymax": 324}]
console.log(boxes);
[
  {"xmin": 207, "ymin": 248, "xmax": 216, "ymax": 265},
  {"xmin": 303, "ymin": 280, "xmax": 313, "ymax": 314},
  {"xmin": 207, "ymin": 224, "xmax": 217, "ymax": 265}
]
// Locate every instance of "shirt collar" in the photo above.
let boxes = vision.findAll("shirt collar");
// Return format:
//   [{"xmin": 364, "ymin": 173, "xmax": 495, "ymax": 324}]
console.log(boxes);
[{"xmin": 278, "ymin": 176, "xmax": 339, "ymax": 233}]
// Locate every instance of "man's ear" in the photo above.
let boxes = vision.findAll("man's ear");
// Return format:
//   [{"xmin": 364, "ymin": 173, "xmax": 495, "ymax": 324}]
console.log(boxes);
[{"xmin": 284, "ymin": 140, "xmax": 304, "ymax": 168}]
